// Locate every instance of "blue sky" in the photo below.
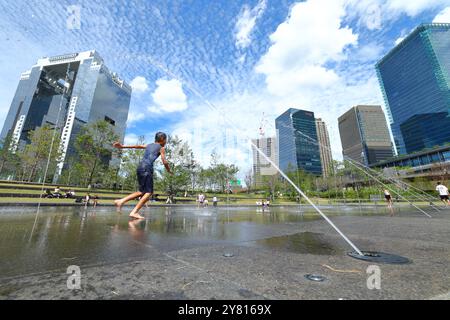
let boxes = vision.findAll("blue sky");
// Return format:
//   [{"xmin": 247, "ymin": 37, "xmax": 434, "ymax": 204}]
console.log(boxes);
[{"xmin": 0, "ymin": 0, "xmax": 449, "ymax": 176}]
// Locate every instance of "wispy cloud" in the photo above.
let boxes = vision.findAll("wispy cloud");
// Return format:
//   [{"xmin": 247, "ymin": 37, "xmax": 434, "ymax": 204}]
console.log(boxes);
[{"xmin": 234, "ymin": 0, "xmax": 267, "ymax": 50}]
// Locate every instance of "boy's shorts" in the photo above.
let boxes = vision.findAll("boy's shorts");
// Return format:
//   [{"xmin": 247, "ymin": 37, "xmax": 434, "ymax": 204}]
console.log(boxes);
[
  {"xmin": 440, "ymin": 195, "xmax": 449, "ymax": 201},
  {"xmin": 137, "ymin": 169, "xmax": 154, "ymax": 193}
]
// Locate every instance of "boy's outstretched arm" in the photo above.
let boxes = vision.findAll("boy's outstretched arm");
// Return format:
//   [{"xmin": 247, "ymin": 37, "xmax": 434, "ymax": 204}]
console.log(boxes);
[
  {"xmin": 160, "ymin": 147, "xmax": 172, "ymax": 174},
  {"xmin": 113, "ymin": 142, "xmax": 146, "ymax": 149}
]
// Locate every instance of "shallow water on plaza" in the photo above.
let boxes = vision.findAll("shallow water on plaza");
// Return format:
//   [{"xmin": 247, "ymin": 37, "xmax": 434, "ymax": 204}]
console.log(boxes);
[{"xmin": 0, "ymin": 205, "xmax": 418, "ymax": 278}]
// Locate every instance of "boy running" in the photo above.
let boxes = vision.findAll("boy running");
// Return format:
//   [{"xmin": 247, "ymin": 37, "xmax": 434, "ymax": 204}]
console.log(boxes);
[
  {"xmin": 436, "ymin": 182, "xmax": 450, "ymax": 206},
  {"xmin": 113, "ymin": 132, "xmax": 171, "ymax": 219}
]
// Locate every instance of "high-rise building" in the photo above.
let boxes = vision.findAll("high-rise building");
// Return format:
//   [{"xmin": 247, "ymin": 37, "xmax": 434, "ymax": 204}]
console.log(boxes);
[
  {"xmin": 315, "ymin": 118, "xmax": 333, "ymax": 177},
  {"xmin": 251, "ymin": 136, "xmax": 278, "ymax": 186},
  {"xmin": 376, "ymin": 23, "xmax": 450, "ymax": 155},
  {"xmin": 338, "ymin": 105, "xmax": 393, "ymax": 166},
  {"xmin": 0, "ymin": 50, "xmax": 132, "ymax": 178},
  {"xmin": 275, "ymin": 108, "xmax": 322, "ymax": 175}
]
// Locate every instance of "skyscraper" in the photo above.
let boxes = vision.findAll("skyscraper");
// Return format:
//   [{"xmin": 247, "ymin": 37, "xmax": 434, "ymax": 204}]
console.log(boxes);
[
  {"xmin": 315, "ymin": 118, "xmax": 333, "ymax": 177},
  {"xmin": 376, "ymin": 23, "xmax": 450, "ymax": 155},
  {"xmin": 251, "ymin": 136, "xmax": 278, "ymax": 186},
  {"xmin": 275, "ymin": 108, "xmax": 322, "ymax": 175},
  {"xmin": 338, "ymin": 105, "xmax": 393, "ymax": 166},
  {"xmin": 0, "ymin": 50, "xmax": 132, "ymax": 177}
]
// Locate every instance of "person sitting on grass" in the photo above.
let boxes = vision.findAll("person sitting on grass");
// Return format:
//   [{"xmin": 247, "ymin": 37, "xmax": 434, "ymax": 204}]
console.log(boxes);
[
  {"xmin": 44, "ymin": 189, "xmax": 52, "ymax": 198},
  {"xmin": 65, "ymin": 190, "xmax": 76, "ymax": 198},
  {"xmin": 54, "ymin": 186, "xmax": 62, "ymax": 198},
  {"xmin": 113, "ymin": 132, "xmax": 172, "ymax": 220}
]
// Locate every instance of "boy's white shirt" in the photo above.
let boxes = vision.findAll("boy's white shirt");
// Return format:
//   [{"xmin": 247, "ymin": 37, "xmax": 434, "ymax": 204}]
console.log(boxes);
[{"xmin": 436, "ymin": 185, "xmax": 449, "ymax": 195}]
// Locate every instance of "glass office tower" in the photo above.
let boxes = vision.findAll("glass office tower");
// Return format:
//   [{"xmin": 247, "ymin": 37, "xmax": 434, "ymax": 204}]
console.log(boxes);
[
  {"xmin": 315, "ymin": 118, "xmax": 333, "ymax": 177},
  {"xmin": 376, "ymin": 23, "xmax": 450, "ymax": 155},
  {"xmin": 251, "ymin": 136, "xmax": 278, "ymax": 187},
  {"xmin": 338, "ymin": 105, "xmax": 393, "ymax": 166},
  {"xmin": 275, "ymin": 108, "xmax": 322, "ymax": 175},
  {"xmin": 0, "ymin": 50, "xmax": 132, "ymax": 178}
]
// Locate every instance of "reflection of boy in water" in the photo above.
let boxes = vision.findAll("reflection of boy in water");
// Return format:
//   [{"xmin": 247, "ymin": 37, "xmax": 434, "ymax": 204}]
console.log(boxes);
[{"xmin": 113, "ymin": 132, "xmax": 172, "ymax": 220}]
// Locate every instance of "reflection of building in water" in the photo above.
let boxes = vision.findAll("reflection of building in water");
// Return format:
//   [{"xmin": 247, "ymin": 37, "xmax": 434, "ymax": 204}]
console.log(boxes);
[
  {"xmin": 376, "ymin": 23, "xmax": 450, "ymax": 155},
  {"xmin": 251, "ymin": 136, "xmax": 278, "ymax": 187},
  {"xmin": 0, "ymin": 50, "xmax": 131, "ymax": 180}
]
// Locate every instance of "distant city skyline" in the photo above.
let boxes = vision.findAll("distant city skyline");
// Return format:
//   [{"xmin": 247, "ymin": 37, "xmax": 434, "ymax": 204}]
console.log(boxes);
[{"xmin": 0, "ymin": 1, "xmax": 450, "ymax": 178}]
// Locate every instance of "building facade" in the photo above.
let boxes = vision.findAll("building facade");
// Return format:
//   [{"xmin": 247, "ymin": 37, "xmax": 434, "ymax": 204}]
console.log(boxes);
[
  {"xmin": 315, "ymin": 118, "xmax": 333, "ymax": 177},
  {"xmin": 376, "ymin": 23, "xmax": 450, "ymax": 155},
  {"xmin": 275, "ymin": 108, "xmax": 322, "ymax": 175},
  {"xmin": 370, "ymin": 145, "xmax": 450, "ymax": 181},
  {"xmin": 338, "ymin": 105, "xmax": 393, "ymax": 166},
  {"xmin": 0, "ymin": 50, "xmax": 132, "ymax": 179},
  {"xmin": 251, "ymin": 136, "xmax": 278, "ymax": 187}
]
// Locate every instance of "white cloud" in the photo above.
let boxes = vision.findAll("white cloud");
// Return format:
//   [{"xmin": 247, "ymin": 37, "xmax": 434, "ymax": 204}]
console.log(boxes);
[
  {"xmin": 149, "ymin": 78, "xmax": 188, "ymax": 113},
  {"xmin": 256, "ymin": 0, "xmax": 358, "ymax": 96},
  {"xmin": 234, "ymin": 0, "xmax": 267, "ymax": 50},
  {"xmin": 386, "ymin": 0, "xmax": 447, "ymax": 17},
  {"xmin": 126, "ymin": 111, "xmax": 146, "ymax": 124},
  {"xmin": 356, "ymin": 42, "xmax": 384, "ymax": 61},
  {"xmin": 433, "ymin": 6, "xmax": 450, "ymax": 22},
  {"xmin": 346, "ymin": 0, "xmax": 449, "ymax": 30},
  {"xmin": 129, "ymin": 76, "xmax": 149, "ymax": 93},
  {"xmin": 124, "ymin": 133, "xmax": 139, "ymax": 145}
]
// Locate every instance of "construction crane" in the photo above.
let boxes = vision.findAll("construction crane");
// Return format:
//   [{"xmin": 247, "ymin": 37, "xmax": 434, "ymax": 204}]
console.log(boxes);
[{"xmin": 258, "ymin": 112, "xmax": 269, "ymax": 137}]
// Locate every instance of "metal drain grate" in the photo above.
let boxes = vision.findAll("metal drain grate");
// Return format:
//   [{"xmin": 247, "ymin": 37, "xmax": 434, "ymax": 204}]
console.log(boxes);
[
  {"xmin": 348, "ymin": 251, "xmax": 411, "ymax": 264},
  {"xmin": 304, "ymin": 274, "xmax": 326, "ymax": 282}
]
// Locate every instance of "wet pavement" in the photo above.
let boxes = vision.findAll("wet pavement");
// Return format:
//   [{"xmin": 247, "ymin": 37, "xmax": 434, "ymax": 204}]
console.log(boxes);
[{"xmin": 0, "ymin": 205, "xmax": 449, "ymax": 299}]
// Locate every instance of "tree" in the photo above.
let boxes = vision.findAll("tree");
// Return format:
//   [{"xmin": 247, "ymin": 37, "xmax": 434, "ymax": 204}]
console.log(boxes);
[
  {"xmin": 0, "ymin": 134, "xmax": 19, "ymax": 179},
  {"xmin": 261, "ymin": 174, "xmax": 282, "ymax": 201},
  {"xmin": 208, "ymin": 151, "xmax": 239, "ymax": 193},
  {"xmin": 73, "ymin": 120, "xmax": 119, "ymax": 186},
  {"xmin": 244, "ymin": 169, "xmax": 253, "ymax": 193},
  {"xmin": 156, "ymin": 136, "xmax": 191, "ymax": 199},
  {"xmin": 17, "ymin": 125, "xmax": 61, "ymax": 182},
  {"xmin": 119, "ymin": 135, "xmax": 146, "ymax": 190}
]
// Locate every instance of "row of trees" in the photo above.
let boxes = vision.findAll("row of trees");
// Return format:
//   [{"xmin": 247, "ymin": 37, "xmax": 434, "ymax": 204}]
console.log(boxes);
[
  {"xmin": 119, "ymin": 135, "xmax": 239, "ymax": 195},
  {"xmin": 0, "ymin": 120, "xmax": 239, "ymax": 196},
  {"xmin": 248, "ymin": 160, "xmax": 393, "ymax": 201}
]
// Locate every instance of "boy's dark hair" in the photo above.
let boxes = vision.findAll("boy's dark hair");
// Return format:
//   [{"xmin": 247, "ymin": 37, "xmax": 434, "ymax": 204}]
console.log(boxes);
[
  {"xmin": 437, "ymin": 182, "xmax": 442, "ymax": 185},
  {"xmin": 155, "ymin": 132, "xmax": 167, "ymax": 142}
]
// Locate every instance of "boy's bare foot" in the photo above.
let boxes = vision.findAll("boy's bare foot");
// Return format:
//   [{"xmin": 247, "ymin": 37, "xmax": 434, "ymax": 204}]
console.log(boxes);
[
  {"xmin": 114, "ymin": 200, "xmax": 123, "ymax": 210},
  {"xmin": 129, "ymin": 212, "xmax": 145, "ymax": 220}
]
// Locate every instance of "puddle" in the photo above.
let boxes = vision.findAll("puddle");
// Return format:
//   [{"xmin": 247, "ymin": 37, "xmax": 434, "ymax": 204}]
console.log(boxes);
[{"xmin": 251, "ymin": 232, "xmax": 344, "ymax": 255}]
